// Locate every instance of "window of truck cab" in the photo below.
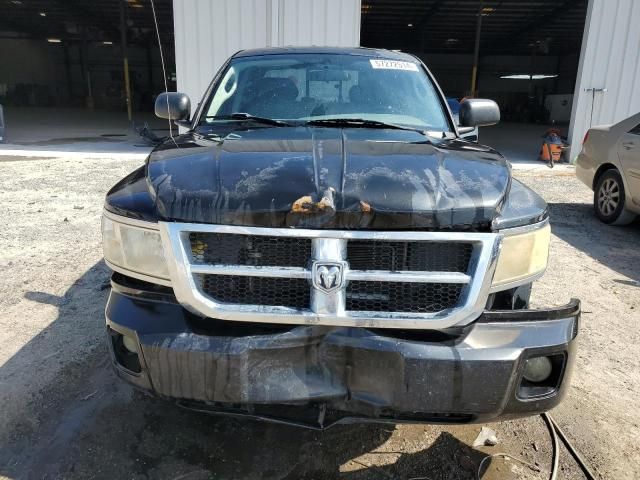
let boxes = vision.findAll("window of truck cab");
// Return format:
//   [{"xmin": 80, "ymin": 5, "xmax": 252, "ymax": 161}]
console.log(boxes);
[{"xmin": 199, "ymin": 54, "xmax": 452, "ymax": 132}]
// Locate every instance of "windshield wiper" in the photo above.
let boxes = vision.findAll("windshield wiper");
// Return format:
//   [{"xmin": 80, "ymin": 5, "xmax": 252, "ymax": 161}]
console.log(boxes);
[
  {"xmin": 305, "ymin": 118, "xmax": 427, "ymax": 135},
  {"xmin": 205, "ymin": 113, "xmax": 292, "ymax": 127}
]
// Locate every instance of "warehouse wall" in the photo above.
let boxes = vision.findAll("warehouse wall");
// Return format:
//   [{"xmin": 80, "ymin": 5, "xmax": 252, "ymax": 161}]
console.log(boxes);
[
  {"xmin": 172, "ymin": 0, "xmax": 361, "ymax": 109},
  {"xmin": 0, "ymin": 40, "xmax": 60, "ymax": 86},
  {"xmin": 0, "ymin": 39, "xmax": 64, "ymax": 106},
  {"xmin": 0, "ymin": 38, "xmax": 169, "ymax": 110},
  {"xmin": 420, "ymin": 53, "xmax": 578, "ymax": 98},
  {"xmin": 568, "ymin": 0, "xmax": 640, "ymax": 160}
]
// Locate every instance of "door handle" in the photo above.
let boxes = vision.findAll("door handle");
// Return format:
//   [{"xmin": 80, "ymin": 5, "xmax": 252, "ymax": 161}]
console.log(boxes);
[{"xmin": 622, "ymin": 142, "xmax": 635, "ymax": 150}]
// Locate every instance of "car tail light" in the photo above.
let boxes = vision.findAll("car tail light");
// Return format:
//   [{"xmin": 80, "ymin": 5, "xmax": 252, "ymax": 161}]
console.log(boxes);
[{"xmin": 582, "ymin": 131, "xmax": 589, "ymax": 145}]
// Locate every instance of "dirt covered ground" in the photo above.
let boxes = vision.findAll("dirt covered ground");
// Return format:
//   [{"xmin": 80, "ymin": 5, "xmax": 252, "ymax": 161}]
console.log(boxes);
[{"xmin": 0, "ymin": 154, "xmax": 639, "ymax": 479}]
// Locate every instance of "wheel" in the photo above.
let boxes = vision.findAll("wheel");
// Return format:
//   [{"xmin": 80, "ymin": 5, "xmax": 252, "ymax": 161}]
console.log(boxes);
[{"xmin": 594, "ymin": 169, "xmax": 637, "ymax": 225}]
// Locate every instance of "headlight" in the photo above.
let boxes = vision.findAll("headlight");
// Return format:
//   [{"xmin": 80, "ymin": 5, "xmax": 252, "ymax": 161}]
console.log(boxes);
[
  {"xmin": 491, "ymin": 222, "xmax": 550, "ymax": 290},
  {"xmin": 101, "ymin": 212, "xmax": 169, "ymax": 281}
]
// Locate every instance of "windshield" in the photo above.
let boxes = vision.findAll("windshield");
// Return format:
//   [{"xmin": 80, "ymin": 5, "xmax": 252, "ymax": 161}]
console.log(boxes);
[{"xmin": 200, "ymin": 53, "xmax": 452, "ymax": 132}]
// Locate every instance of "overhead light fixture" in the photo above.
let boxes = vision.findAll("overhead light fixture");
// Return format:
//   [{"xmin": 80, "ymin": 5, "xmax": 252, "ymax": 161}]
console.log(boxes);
[
  {"xmin": 407, "ymin": 23, "xmax": 413, "ymax": 27},
  {"xmin": 103, "ymin": 41, "xmax": 113, "ymax": 45},
  {"xmin": 39, "ymin": 12, "xmax": 47, "ymax": 17},
  {"xmin": 11, "ymin": 0, "xmax": 22, "ymax": 5},
  {"xmin": 446, "ymin": 38, "xmax": 459, "ymax": 43},
  {"xmin": 47, "ymin": 38, "xmax": 62, "ymax": 43},
  {"xmin": 500, "ymin": 74, "xmax": 558, "ymax": 80}
]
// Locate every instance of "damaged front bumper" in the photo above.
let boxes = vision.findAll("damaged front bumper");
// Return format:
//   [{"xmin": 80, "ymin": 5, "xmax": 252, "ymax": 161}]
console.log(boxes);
[{"xmin": 106, "ymin": 281, "xmax": 579, "ymax": 429}]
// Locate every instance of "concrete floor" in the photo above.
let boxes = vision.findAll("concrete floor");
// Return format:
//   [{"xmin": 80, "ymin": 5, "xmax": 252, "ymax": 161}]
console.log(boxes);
[
  {"xmin": 0, "ymin": 107, "xmax": 567, "ymax": 169},
  {"xmin": 1, "ymin": 155, "xmax": 638, "ymax": 479},
  {"xmin": 479, "ymin": 122, "xmax": 571, "ymax": 166},
  {"xmin": 0, "ymin": 107, "xmax": 165, "ymax": 159},
  {"xmin": 0, "ymin": 108, "xmax": 638, "ymax": 478}
]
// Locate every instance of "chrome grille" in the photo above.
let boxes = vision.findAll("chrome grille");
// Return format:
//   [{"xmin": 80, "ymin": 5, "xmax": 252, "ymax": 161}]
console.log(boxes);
[
  {"xmin": 346, "ymin": 281, "xmax": 464, "ymax": 313},
  {"xmin": 199, "ymin": 274, "xmax": 310, "ymax": 309},
  {"xmin": 348, "ymin": 241, "xmax": 473, "ymax": 272},
  {"xmin": 160, "ymin": 224, "xmax": 501, "ymax": 330},
  {"xmin": 190, "ymin": 232, "xmax": 311, "ymax": 267}
]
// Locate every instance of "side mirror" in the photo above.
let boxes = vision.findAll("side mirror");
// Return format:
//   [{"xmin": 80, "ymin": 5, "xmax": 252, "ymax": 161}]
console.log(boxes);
[
  {"xmin": 459, "ymin": 99, "xmax": 500, "ymax": 128},
  {"xmin": 155, "ymin": 92, "xmax": 191, "ymax": 121}
]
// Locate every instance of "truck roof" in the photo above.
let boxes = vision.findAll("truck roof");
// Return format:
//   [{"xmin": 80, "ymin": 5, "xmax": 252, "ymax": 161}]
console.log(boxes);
[{"xmin": 233, "ymin": 46, "xmax": 418, "ymax": 61}]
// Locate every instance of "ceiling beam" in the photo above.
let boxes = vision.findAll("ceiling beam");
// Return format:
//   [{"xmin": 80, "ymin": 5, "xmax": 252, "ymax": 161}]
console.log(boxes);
[
  {"xmin": 49, "ymin": 0, "xmax": 121, "ymax": 40},
  {"xmin": 416, "ymin": 0, "xmax": 448, "ymax": 28},
  {"xmin": 482, "ymin": 0, "xmax": 587, "ymax": 51},
  {"xmin": 0, "ymin": 15, "xmax": 64, "ymax": 39}
]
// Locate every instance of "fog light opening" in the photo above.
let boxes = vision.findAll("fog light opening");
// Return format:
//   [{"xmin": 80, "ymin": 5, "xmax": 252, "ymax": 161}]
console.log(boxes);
[
  {"xmin": 109, "ymin": 329, "xmax": 142, "ymax": 374},
  {"xmin": 523, "ymin": 356, "xmax": 553, "ymax": 383},
  {"xmin": 122, "ymin": 334, "xmax": 138, "ymax": 353},
  {"xmin": 518, "ymin": 353, "xmax": 566, "ymax": 400}
]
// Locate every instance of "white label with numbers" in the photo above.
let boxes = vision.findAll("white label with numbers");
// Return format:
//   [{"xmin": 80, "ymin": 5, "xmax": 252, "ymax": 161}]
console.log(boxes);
[{"xmin": 369, "ymin": 59, "xmax": 419, "ymax": 71}]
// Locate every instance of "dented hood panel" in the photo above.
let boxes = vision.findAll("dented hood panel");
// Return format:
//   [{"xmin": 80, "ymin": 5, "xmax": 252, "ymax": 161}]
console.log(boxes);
[{"xmin": 147, "ymin": 127, "xmax": 511, "ymax": 229}]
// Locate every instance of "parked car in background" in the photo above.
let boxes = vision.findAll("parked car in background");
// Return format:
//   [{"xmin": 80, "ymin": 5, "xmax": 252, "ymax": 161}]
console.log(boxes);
[
  {"xmin": 576, "ymin": 112, "xmax": 640, "ymax": 225},
  {"xmin": 447, "ymin": 97, "xmax": 479, "ymax": 141}
]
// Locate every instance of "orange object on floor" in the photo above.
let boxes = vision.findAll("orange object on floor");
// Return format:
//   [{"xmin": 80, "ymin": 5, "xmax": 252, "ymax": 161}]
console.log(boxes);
[
  {"xmin": 539, "ymin": 142, "xmax": 563, "ymax": 162},
  {"xmin": 539, "ymin": 128, "xmax": 565, "ymax": 163}
]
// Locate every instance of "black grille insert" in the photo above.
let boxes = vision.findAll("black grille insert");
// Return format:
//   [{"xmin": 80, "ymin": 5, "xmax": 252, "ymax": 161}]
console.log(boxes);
[
  {"xmin": 347, "ymin": 241, "xmax": 473, "ymax": 272},
  {"xmin": 190, "ymin": 233, "xmax": 311, "ymax": 268},
  {"xmin": 199, "ymin": 274, "xmax": 310, "ymax": 309},
  {"xmin": 346, "ymin": 281, "xmax": 464, "ymax": 313}
]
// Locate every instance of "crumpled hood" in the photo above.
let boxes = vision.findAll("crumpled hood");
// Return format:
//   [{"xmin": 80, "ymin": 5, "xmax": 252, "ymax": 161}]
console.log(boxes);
[{"xmin": 147, "ymin": 127, "xmax": 511, "ymax": 230}]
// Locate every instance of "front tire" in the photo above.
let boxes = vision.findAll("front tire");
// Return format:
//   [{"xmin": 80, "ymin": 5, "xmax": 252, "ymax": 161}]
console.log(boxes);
[{"xmin": 594, "ymin": 169, "xmax": 636, "ymax": 225}]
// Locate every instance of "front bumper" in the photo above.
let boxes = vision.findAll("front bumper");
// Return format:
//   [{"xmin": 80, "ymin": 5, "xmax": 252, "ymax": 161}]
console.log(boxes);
[{"xmin": 106, "ymin": 283, "xmax": 579, "ymax": 429}]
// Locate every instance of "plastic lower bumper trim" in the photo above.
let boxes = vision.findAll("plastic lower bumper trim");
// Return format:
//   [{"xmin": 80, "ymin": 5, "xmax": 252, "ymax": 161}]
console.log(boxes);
[{"xmin": 105, "ymin": 289, "xmax": 579, "ymax": 428}]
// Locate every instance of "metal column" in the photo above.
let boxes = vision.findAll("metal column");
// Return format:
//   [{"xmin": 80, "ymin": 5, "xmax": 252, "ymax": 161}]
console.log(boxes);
[
  {"xmin": 470, "ymin": 0, "xmax": 483, "ymax": 97},
  {"xmin": 119, "ymin": 0, "xmax": 133, "ymax": 121}
]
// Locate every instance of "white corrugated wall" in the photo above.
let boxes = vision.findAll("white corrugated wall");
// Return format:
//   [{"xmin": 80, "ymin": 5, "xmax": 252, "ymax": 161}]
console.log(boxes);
[
  {"xmin": 568, "ymin": 0, "xmax": 640, "ymax": 160},
  {"xmin": 172, "ymin": 0, "xmax": 361, "ymax": 107}
]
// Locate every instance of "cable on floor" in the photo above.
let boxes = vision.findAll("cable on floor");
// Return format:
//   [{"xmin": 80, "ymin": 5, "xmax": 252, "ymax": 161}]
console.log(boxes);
[
  {"xmin": 477, "ymin": 413, "xmax": 558, "ymax": 479},
  {"xmin": 541, "ymin": 412, "xmax": 559, "ymax": 480},
  {"xmin": 543, "ymin": 412, "xmax": 598, "ymax": 480},
  {"xmin": 477, "ymin": 452, "xmax": 548, "ymax": 479}
]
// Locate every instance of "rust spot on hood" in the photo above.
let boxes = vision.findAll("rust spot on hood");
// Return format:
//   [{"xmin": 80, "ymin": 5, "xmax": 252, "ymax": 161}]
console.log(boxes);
[
  {"xmin": 359, "ymin": 201, "xmax": 372, "ymax": 213},
  {"xmin": 291, "ymin": 188, "xmax": 336, "ymax": 214}
]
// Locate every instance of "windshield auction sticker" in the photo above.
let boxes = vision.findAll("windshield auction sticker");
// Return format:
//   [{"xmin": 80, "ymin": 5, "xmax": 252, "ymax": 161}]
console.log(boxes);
[{"xmin": 369, "ymin": 59, "xmax": 419, "ymax": 71}]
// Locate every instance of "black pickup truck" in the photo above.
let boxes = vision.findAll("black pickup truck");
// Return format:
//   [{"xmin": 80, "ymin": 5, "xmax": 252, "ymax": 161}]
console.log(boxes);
[{"xmin": 102, "ymin": 47, "xmax": 579, "ymax": 429}]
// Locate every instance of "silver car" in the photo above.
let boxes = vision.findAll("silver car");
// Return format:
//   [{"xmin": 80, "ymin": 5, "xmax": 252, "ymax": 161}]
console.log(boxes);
[{"xmin": 576, "ymin": 112, "xmax": 640, "ymax": 225}]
